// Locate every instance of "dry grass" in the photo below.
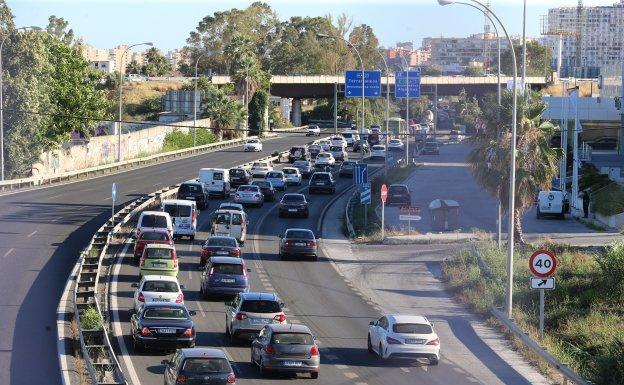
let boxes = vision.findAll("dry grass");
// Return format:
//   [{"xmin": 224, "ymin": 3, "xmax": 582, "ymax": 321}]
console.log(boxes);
[
  {"xmin": 542, "ymin": 80, "xmax": 598, "ymax": 97},
  {"xmin": 122, "ymin": 81, "xmax": 184, "ymax": 104}
]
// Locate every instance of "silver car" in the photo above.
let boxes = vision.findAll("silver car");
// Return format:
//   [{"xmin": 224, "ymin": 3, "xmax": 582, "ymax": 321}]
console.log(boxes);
[
  {"xmin": 251, "ymin": 323, "xmax": 320, "ymax": 378},
  {"xmin": 233, "ymin": 185, "xmax": 264, "ymax": 207},
  {"xmin": 225, "ymin": 292, "xmax": 286, "ymax": 344}
]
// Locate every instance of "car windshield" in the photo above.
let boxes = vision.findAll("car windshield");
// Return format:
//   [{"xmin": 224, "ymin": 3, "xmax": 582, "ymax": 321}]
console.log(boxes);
[
  {"xmin": 342, "ymin": 133, "xmax": 352, "ymax": 139},
  {"xmin": 143, "ymin": 307, "xmax": 187, "ymax": 320},
  {"xmin": 240, "ymin": 300, "xmax": 281, "ymax": 313},
  {"xmin": 207, "ymin": 237, "xmax": 237, "ymax": 247},
  {"xmin": 215, "ymin": 213, "xmax": 231, "ymax": 225},
  {"xmin": 247, "ymin": 139, "xmax": 258, "ymax": 144},
  {"xmin": 179, "ymin": 184, "xmax": 201, "ymax": 194},
  {"xmin": 141, "ymin": 215, "xmax": 168, "ymax": 228},
  {"xmin": 283, "ymin": 169, "xmax": 297, "ymax": 175},
  {"xmin": 290, "ymin": 147, "xmax": 305, "ymax": 155},
  {"xmin": 238, "ymin": 186, "xmax": 258, "ymax": 192},
  {"xmin": 163, "ymin": 204, "xmax": 191, "ymax": 217},
  {"xmin": 271, "ymin": 333, "xmax": 314, "ymax": 345},
  {"xmin": 182, "ymin": 358, "xmax": 230, "ymax": 374},
  {"xmin": 393, "ymin": 323, "xmax": 433, "ymax": 334},
  {"xmin": 143, "ymin": 281, "xmax": 179, "ymax": 292},
  {"xmin": 211, "ymin": 263, "xmax": 244, "ymax": 275},
  {"xmin": 307, "ymin": 146, "xmax": 319, "ymax": 151},
  {"xmin": 373, "ymin": 146, "xmax": 384, "ymax": 150},
  {"xmin": 266, "ymin": 172, "xmax": 282, "ymax": 178},
  {"xmin": 140, "ymin": 232, "xmax": 169, "ymax": 241},
  {"xmin": 282, "ymin": 194, "xmax": 305, "ymax": 202},
  {"xmin": 285, "ymin": 230, "xmax": 314, "ymax": 239},
  {"xmin": 252, "ymin": 181, "xmax": 270, "ymax": 189},
  {"xmin": 145, "ymin": 247, "xmax": 174, "ymax": 259}
]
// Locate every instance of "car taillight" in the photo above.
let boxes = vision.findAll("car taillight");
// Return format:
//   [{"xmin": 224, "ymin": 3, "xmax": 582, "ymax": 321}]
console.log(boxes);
[
  {"xmin": 175, "ymin": 374, "xmax": 187, "ymax": 384},
  {"xmin": 308, "ymin": 241, "xmax": 316, "ymax": 247},
  {"xmin": 274, "ymin": 314, "xmax": 286, "ymax": 323},
  {"xmin": 203, "ymin": 248, "xmax": 214, "ymax": 256},
  {"xmin": 140, "ymin": 327, "xmax": 151, "ymax": 336},
  {"xmin": 284, "ymin": 241, "xmax": 293, "ymax": 247},
  {"xmin": 265, "ymin": 344, "xmax": 275, "ymax": 354},
  {"xmin": 386, "ymin": 336, "xmax": 402, "ymax": 345},
  {"xmin": 182, "ymin": 328, "xmax": 193, "ymax": 337},
  {"xmin": 173, "ymin": 258, "xmax": 178, "ymax": 268},
  {"xmin": 426, "ymin": 338, "xmax": 440, "ymax": 346},
  {"xmin": 229, "ymin": 249, "xmax": 240, "ymax": 256},
  {"xmin": 226, "ymin": 373, "xmax": 236, "ymax": 384},
  {"xmin": 137, "ymin": 292, "xmax": 145, "ymax": 302},
  {"xmin": 310, "ymin": 345, "xmax": 319, "ymax": 356},
  {"xmin": 192, "ymin": 210, "xmax": 196, "ymax": 221},
  {"xmin": 175, "ymin": 293, "xmax": 184, "ymax": 303},
  {"xmin": 235, "ymin": 312, "xmax": 247, "ymax": 320}
]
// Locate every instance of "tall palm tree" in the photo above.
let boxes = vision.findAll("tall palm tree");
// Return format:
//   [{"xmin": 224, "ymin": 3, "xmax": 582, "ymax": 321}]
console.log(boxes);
[{"xmin": 469, "ymin": 90, "xmax": 560, "ymax": 243}]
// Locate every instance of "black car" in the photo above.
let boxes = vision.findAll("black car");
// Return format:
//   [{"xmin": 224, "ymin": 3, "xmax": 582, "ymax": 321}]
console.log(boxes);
[
  {"xmin": 339, "ymin": 160, "xmax": 357, "ymax": 177},
  {"xmin": 308, "ymin": 172, "xmax": 335, "ymax": 194},
  {"xmin": 368, "ymin": 133, "xmax": 380, "ymax": 146},
  {"xmin": 279, "ymin": 228, "xmax": 317, "ymax": 261},
  {"xmin": 292, "ymin": 160, "xmax": 313, "ymax": 179},
  {"xmin": 200, "ymin": 236, "xmax": 241, "ymax": 267},
  {"xmin": 251, "ymin": 180, "xmax": 276, "ymax": 202},
  {"xmin": 288, "ymin": 146, "xmax": 310, "ymax": 163},
  {"xmin": 229, "ymin": 168, "xmax": 252, "ymax": 188},
  {"xmin": 131, "ymin": 303, "xmax": 196, "ymax": 351},
  {"xmin": 177, "ymin": 181, "xmax": 208, "ymax": 210},
  {"xmin": 307, "ymin": 145, "xmax": 321, "ymax": 158},
  {"xmin": 163, "ymin": 348, "xmax": 236, "ymax": 385},
  {"xmin": 353, "ymin": 140, "xmax": 370, "ymax": 153},
  {"xmin": 278, "ymin": 193, "xmax": 309, "ymax": 218},
  {"xmin": 422, "ymin": 141, "xmax": 440, "ymax": 155},
  {"xmin": 386, "ymin": 184, "xmax": 411, "ymax": 206}
]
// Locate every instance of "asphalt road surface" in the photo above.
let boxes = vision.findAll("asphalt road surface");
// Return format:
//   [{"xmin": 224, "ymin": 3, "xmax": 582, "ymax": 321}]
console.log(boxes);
[{"xmin": 0, "ymin": 132, "xmax": 324, "ymax": 385}]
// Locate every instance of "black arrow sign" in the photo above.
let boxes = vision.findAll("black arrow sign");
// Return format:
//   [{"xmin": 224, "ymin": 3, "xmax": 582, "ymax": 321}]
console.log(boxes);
[{"xmin": 538, "ymin": 279, "xmax": 547, "ymax": 287}]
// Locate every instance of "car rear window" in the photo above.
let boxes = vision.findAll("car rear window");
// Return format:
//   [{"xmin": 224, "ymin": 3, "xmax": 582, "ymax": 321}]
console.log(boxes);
[
  {"xmin": 230, "ymin": 169, "xmax": 246, "ymax": 176},
  {"xmin": 232, "ymin": 213, "xmax": 243, "ymax": 226},
  {"xmin": 285, "ymin": 230, "xmax": 314, "ymax": 239},
  {"xmin": 145, "ymin": 248, "xmax": 174, "ymax": 259},
  {"xmin": 283, "ymin": 169, "xmax": 297, "ymax": 175},
  {"xmin": 143, "ymin": 281, "xmax": 179, "ymax": 292},
  {"xmin": 317, "ymin": 153, "xmax": 329, "ymax": 158},
  {"xmin": 266, "ymin": 172, "xmax": 282, "ymax": 178},
  {"xmin": 252, "ymin": 162, "xmax": 266, "ymax": 168},
  {"xmin": 163, "ymin": 204, "xmax": 192, "ymax": 217},
  {"xmin": 247, "ymin": 139, "xmax": 259, "ymax": 143},
  {"xmin": 207, "ymin": 237, "xmax": 237, "ymax": 247},
  {"xmin": 143, "ymin": 307, "xmax": 187, "ymax": 320},
  {"xmin": 141, "ymin": 214, "xmax": 168, "ymax": 228},
  {"xmin": 240, "ymin": 300, "xmax": 281, "ymax": 313},
  {"xmin": 329, "ymin": 146, "xmax": 342, "ymax": 151},
  {"xmin": 179, "ymin": 184, "xmax": 201, "ymax": 194},
  {"xmin": 211, "ymin": 263, "xmax": 244, "ymax": 275},
  {"xmin": 215, "ymin": 213, "xmax": 231, "ymax": 225},
  {"xmin": 290, "ymin": 147, "xmax": 305, "ymax": 155},
  {"xmin": 238, "ymin": 186, "xmax": 258, "ymax": 192},
  {"xmin": 211, "ymin": 172, "xmax": 223, "ymax": 181},
  {"xmin": 252, "ymin": 181, "xmax": 270, "ymax": 189},
  {"xmin": 393, "ymin": 323, "xmax": 433, "ymax": 334},
  {"xmin": 373, "ymin": 146, "xmax": 385, "ymax": 150},
  {"xmin": 271, "ymin": 333, "xmax": 314, "ymax": 345},
  {"xmin": 293, "ymin": 161, "xmax": 309, "ymax": 167},
  {"xmin": 389, "ymin": 186, "xmax": 408, "ymax": 194},
  {"xmin": 312, "ymin": 173, "xmax": 330, "ymax": 181},
  {"xmin": 182, "ymin": 358, "xmax": 230, "ymax": 374},
  {"xmin": 140, "ymin": 232, "xmax": 169, "ymax": 241},
  {"xmin": 282, "ymin": 194, "xmax": 305, "ymax": 202}
]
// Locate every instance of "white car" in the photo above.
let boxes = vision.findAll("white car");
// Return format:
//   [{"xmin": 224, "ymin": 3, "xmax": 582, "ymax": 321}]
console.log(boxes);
[
  {"xmin": 126, "ymin": 73, "xmax": 146, "ymax": 82},
  {"xmin": 388, "ymin": 139, "xmax": 405, "ymax": 151},
  {"xmin": 132, "ymin": 275, "xmax": 183, "ymax": 313},
  {"xmin": 368, "ymin": 314, "xmax": 440, "ymax": 365},
  {"xmin": 282, "ymin": 167, "xmax": 302, "ymax": 185},
  {"xmin": 250, "ymin": 161, "xmax": 273, "ymax": 178},
  {"xmin": 244, "ymin": 138, "xmax": 263, "ymax": 152},
  {"xmin": 314, "ymin": 152, "xmax": 335, "ymax": 167},
  {"xmin": 370, "ymin": 145, "xmax": 386, "ymax": 160},
  {"xmin": 306, "ymin": 124, "xmax": 321, "ymax": 136},
  {"xmin": 449, "ymin": 130, "xmax": 464, "ymax": 142},
  {"xmin": 330, "ymin": 136, "xmax": 347, "ymax": 149},
  {"xmin": 218, "ymin": 202, "xmax": 245, "ymax": 213},
  {"xmin": 234, "ymin": 185, "xmax": 264, "ymax": 207}
]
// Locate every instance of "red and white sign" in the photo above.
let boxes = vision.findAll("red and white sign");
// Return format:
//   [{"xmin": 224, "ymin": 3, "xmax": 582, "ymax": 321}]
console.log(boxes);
[
  {"xmin": 529, "ymin": 249, "xmax": 557, "ymax": 278},
  {"xmin": 380, "ymin": 184, "xmax": 388, "ymax": 203},
  {"xmin": 400, "ymin": 206, "xmax": 421, "ymax": 215}
]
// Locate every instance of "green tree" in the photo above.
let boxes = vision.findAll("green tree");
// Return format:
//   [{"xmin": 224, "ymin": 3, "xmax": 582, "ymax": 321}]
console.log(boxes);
[
  {"xmin": 142, "ymin": 47, "xmax": 172, "ymax": 76},
  {"xmin": 452, "ymin": 89, "xmax": 481, "ymax": 132},
  {"xmin": 463, "ymin": 66, "xmax": 485, "ymax": 77},
  {"xmin": 499, "ymin": 40, "xmax": 552, "ymax": 77},
  {"xmin": 46, "ymin": 15, "xmax": 74, "ymax": 45},
  {"xmin": 468, "ymin": 90, "xmax": 559, "ymax": 242},
  {"xmin": 126, "ymin": 60, "xmax": 142, "ymax": 75},
  {"xmin": 421, "ymin": 65, "xmax": 443, "ymax": 76},
  {"xmin": 190, "ymin": 78, "xmax": 245, "ymax": 139},
  {"xmin": 349, "ymin": 24, "xmax": 380, "ymax": 70},
  {"xmin": 248, "ymin": 89, "xmax": 269, "ymax": 137}
]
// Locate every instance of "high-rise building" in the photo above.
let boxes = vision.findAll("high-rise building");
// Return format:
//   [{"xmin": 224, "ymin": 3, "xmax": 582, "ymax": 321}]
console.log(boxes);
[
  {"xmin": 423, "ymin": 33, "xmax": 510, "ymax": 69},
  {"xmin": 80, "ymin": 43, "xmax": 109, "ymax": 62},
  {"xmin": 166, "ymin": 49, "xmax": 186, "ymax": 69},
  {"xmin": 542, "ymin": 1, "xmax": 624, "ymax": 77},
  {"xmin": 109, "ymin": 45, "xmax": 131, "ymax": 75}
]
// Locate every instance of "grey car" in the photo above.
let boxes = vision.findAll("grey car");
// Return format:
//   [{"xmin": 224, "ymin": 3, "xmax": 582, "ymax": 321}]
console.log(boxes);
[
  {"xmin": 233, "ymin": 185, "xmax": 264, "ymax": 207},
  {"xmin": 251, "ymin": 323, "xmax": 320, "ymax": 379},
  {"xmin": 163, "ymin": 348, "xmax": 236, "ymax": 385},
  {"xmin": 279, "ymin": 228, "xmax": 317, "ymax": 261},
  {"xmin": 225, "ymin": 292, "xmax": 287, "ymax": 344},
  {"xmin": 338, "ymin": 160, "xmax": 357, "ymax": 177}
]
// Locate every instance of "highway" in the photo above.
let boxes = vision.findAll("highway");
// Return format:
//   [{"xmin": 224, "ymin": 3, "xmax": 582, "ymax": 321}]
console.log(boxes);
[{"xmin": 0, "ymin": 132, "xmax": 322, "ymax": 385}]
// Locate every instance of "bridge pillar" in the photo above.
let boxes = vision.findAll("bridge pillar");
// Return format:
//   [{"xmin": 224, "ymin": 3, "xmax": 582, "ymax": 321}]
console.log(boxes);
[{"xmin": 291, "ymin": 99, "xmax": 302, "ymax": 126}]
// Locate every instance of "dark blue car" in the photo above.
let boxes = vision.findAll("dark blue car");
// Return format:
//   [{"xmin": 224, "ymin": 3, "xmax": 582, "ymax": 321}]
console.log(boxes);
[{"xmin": 199, "ymin": 257, "xmax": 250, "ymax": 298}]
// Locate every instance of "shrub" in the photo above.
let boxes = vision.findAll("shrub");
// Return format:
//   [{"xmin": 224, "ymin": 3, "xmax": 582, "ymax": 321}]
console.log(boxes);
[
  {"xmin": 596, "ymin": 242, "xmax": 624, "ymax": 300},
  {"xmin": 162, "ymin": 128, "xmax": 216, "ymax": 152},
  {"xmin": 81, "ymin": 306, "xmax": 102, "ymax": 330},
  {"xmin": 592, "ymin": 184, "xmax": 624, "ymax": 216}
]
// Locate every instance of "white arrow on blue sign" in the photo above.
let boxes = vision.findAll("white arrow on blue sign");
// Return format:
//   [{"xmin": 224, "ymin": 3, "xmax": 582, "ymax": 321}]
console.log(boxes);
[
  {"xmin": 345, "ymin": 70, "xmax": 381, "ymax": 98},
  {"xmin": 353, "ymin": 164, "xmax": 368, "ymax": 185},
  {"xmin": 360, "ymin": 183, "xmax": 371, "ymax": 204}
]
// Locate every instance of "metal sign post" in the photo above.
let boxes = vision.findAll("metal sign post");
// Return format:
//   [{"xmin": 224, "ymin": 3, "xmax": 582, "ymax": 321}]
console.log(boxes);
[
  {"xmin": 360, "ymin": 183, "xmax": 371, "ymax": 229},
  {"xmin": 529, "ymin": 249, "xmax": 557, "ymax": 340},
  {"xmin": 381, "ymin": 184, "xmax": 388, "ymax": 239},
  {"xmin": 111, "ymin": 183, "xmax": 117, "ymax": 227},
  {"xmin": 399, "ymin": 206, "xmax": 421, "ymax": 234}
]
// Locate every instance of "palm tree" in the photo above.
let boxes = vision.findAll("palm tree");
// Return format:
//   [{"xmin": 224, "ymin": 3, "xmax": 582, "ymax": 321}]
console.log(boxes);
[
  {"xmin": 469, "ymin": 90, "xmax": 560, "ymax": 243},
  {"xmin": 201, "ymin": 91, "xmax": 245, "ymax": 140}
]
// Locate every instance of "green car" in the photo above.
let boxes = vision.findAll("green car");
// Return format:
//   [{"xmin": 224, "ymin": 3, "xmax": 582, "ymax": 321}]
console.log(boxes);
[{"xmin": 139, "ymin": 244, "xmax": 179, "ymax": 278}]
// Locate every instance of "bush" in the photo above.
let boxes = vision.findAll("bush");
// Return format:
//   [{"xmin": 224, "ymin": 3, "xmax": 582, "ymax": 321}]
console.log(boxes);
[
  {"xmin": 596, "ymin": 242, "xmax": 624, "ymax": 300},
  {"xmin": 81, "ymin": 306, "xmax": 102, "ymax": 330},
  {"xmin": 592, "ymin": 184, "xmax": 624, "ymax": 216},
  {"xmin": 162, "ymin": 128, "xmax": 216, "ymax": 152}
]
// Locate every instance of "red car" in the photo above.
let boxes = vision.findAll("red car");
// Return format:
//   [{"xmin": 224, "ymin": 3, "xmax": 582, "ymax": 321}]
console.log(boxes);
[{"xmin": 133, "ymin": 230, "xmax": 174, "ymax": 264}]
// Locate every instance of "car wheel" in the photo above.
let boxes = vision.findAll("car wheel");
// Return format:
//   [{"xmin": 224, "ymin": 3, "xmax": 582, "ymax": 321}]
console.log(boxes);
[
  {"xmin": 190, "ymin": 235, "xmax": 195, "ymax": 241},
  {"xmin": 229, "ymin": 330, "xmax": 238, "ymax": 346},
  {"xmin": 379, "ymin": 343, "xmax": 386, "ymax": 361},
  {"xmin": 367, "ymin": 334, "xmax": 374, "ymax": 354},
  {"xmin": 311, "ymin": 372, "xmax": 319, "ymax": 379},
  {"xmin": 430, "ymin": 357, "xmax": 439, "ymax": 366},
  {"xmin": 312, "ymin": 254, "xmax": 318, "ymax": 261}
]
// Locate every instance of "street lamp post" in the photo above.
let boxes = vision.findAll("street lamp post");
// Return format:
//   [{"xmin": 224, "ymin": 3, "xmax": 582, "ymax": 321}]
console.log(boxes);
[
  {"xmin": 400, "ymin": 55, "xmax": 411, "ymax": 164},
  {"xmin": 438, "ymin": 0, "xmax": 518, "ymax": 319},
  {"xmin": 117, "ymin": 42, "xmax": 153, "ymax": 162},
  {"xmin": 375, "ymin": 49, "xmax": 391, "ymax": 175},
  {"xmin": 0, "ymin": 26, "xmax": 41, "ymax": 181},
  {"xmin": 193, "ymin": 52, "xmax": 208, "ymax": 147}
]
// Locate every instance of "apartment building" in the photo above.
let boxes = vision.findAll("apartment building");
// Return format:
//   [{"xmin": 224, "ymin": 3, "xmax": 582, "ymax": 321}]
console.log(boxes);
[
  {"xmin": 80, "ymin": 43, "xmax": 109, "ymax": 62},
  {"xmin": 89, "ymin": 60, "xmax": 115, "ymax": 74},
  {"xmin": 386, "ymin": 46, "xmax": 431, "ymax": 68},
  {"xmin": 166, "ymin": 49, "xmax": 186, "ymax": 69},
  {"xmin": 423, "ymin": 33, "xmax": 510, "ymax": 68}
]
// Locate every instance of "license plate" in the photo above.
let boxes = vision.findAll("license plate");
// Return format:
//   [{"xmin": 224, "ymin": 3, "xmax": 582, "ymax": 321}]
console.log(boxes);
[
  {"xmin": 295, "ymin": 242, "xmax": 306, "ymax": 247},
  {"xmin": 221, "ymin": 278, "xmax": 235, "ymax": 283},
  {"xmin": 152, "ymin": 263, "xmax": 166, "ymax": 268},
  {"xmin": 405, "ymin": 338, "xmax": 426, "ymax": 344},
  {"xmin": 152, "ymin": 298, "xmax": 169, "ymax": 302},
  {"xmin": 185, "ymin": 197, "xmax": 195, "ymax": 200},
  {"xmin": 159, "ymin": 328, "xmax": 176, "ymax": 334},
  {"xmin": 251, "ymin": 318, "xmax": 270, "ymax": 325},
  {"xmin": 316, "ymin": 182, "xmax": 326, "ymax": 186},
  {"xmin": 283, "ymin": 361, "xmax": 302, "ymax": 367},
  {"xmin": 216, "ymin": 251, "xmax": 229, "ymax": 255},
  {"xmin": 288, "ymin": 209, "xmax": 298, "ymax": 212},
  {"xmin": 179, "ymin": 224, "xmax": 190, "ymax": 228}
]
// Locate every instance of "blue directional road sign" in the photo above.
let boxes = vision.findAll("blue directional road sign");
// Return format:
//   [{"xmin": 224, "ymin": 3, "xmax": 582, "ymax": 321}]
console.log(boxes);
[
  {"xmin": 345, "ymin": 70, "xmax": 381, "ymax": 98},
  {"xmin": 353, "ymin": 163, "xmax": 368, "ymax": 185},
  {"xmin": 112, "ymin": 183, "xmax": 117, "ymax": 202},
  {"xmin": 360, "ymin": 183, "xmax": 372, "ymax": 204},
  {"xmin": 395, "ymin": 69, "xmax": 421, "ymax": 98}
]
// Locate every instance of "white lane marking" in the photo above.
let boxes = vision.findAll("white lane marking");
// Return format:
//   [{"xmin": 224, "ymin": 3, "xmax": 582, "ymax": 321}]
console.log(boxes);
[
  {"xmin": 57, "ymin": 256, "xmax": 80, "ymax": 385},
  {"xmin": 254, "ymin": 261, "xmax": 261, "ymax": 268},
  {"xmin": 111, "ymin": 242, "xmax": 143, "ymax": 385},
  {"xmin": 344, "ymin": 372, "xmax": 359, "ymax": 379},
  {"xmin": 187, "ymin": 243, "xmax": 194, "ymax": 280},
  {"xmin": 421, "ymin": 365, "xmax": 428, "ymax": 372},
  {"xmin": 153, "ymin": 183, "xmax": 161, "ymax": 187},
  {"xmin": 3, "ymin": 248, "xmax": 14, "ymax": 257},
  {"xmin": 355, "ymin": 382, "xmax": 369, "ymax": 385},
  {"xmin": 102, "ymin": 197, "xmax": 112, "ymax": 201},
  {"xmin": 195, "ymin": 298, "xmax": 207, "ymax": 317},
  {"xmin": 26, "ymin": 230, "xmax": 37, "ymax": 238},
  {"xmin": 335, "ymin": 364, "xmax": 348, "ymax": 370},
  {"xmin": 126, "ymin": 189, "xmax": 138, "ymax": 193},
  {"xmin": 401, "ymin": 367, "xmax": 410, "ymax": 373}
]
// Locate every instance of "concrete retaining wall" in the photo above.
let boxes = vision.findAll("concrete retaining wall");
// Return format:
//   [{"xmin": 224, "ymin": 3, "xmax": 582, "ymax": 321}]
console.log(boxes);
[{"xmin": 33, "ymin": 118, "xmax": 211, "ymax": 176}]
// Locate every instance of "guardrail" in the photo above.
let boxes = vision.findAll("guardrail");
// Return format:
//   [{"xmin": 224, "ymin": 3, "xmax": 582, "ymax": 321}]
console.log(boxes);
[
  {"xmin": 70, "ymin": 147, "xmax": 292, "ymax": 384},
  {"xmin": 0, "ymin": 127, "xmax": 305, "ymax": 191}
]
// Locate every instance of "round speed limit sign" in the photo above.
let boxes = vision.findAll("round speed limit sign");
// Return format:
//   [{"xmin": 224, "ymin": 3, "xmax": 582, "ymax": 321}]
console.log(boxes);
[{"xmin": 529, "ymin": 249, "xmax": 557, "ymax": 278}]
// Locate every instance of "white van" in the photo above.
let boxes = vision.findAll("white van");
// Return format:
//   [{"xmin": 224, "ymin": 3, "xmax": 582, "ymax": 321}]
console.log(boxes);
[
  {"xmin": 536, "ymin": 190, "xmax": 568, "ymax": 219},
  {"xmin": 198, "ymin": 168, "xmax": 230, "ymax": 198},
  {"xmin": 136, "ymin": 211, "xmax": 173, "ymax": 238},
  {"xmin": 340, "ymin": 130, "xmax": 359, "ymax": 147},
  {"xmin": 161, "ymin": 199, "xmax": 197, "ymax": 240},
  {"xmin": 210, "ymin": 209, "xmax": 248, "ymax": 245}
]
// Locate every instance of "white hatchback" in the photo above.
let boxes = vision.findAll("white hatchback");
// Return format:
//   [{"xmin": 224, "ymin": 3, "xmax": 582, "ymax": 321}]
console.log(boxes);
[
  {"xmin": 250, "ymin": 161, "xmax": 273, "ymax": 178},
  {"xmin": 282, "ymin": 167, "xmax": 302, "ymax": 186},
  {"xmin": 244, "ymin": 138, "xmax": 263, "ymax": 152},
  {"xmin": 368, "ymin": 314, "xmax": 440, "ymax": 365},
  {"xmin": 314, "ymin": 152, "xmax": 335, "ymax": 167},
  {"xmin": 370, "ymin": 145, "xmax": 386, "ymax": 160},
  {"xmin": 132, "ymin": 275, "xmax": 184, "ymax": 313}
]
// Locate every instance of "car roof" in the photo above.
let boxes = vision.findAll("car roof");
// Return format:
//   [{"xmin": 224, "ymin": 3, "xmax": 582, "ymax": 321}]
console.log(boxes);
[
  {"xmin": 181, "ymin": 180, "xmax": 202, "ymax": 185},
  {"xmin": 387, "ymin": 314, "xmax": 430, "ymax": 325},
  {"xmin": 139, "ymin": 229, "xmax": 169, "ymax": 234},
  {"xmin": 141, "ymin": 275, "xmax": 179, "ymax": 283},
  {"xmin": 141, "ymin": 210, "xmax": 168, "ymax": 216},
  {"xmin": 219, "ymin": 203, "xmax": 243, "ymax": 209},
  {"xmin": 266, "ymin": 323, "xmax": 312, "ymax": 334},
  {"xmin": 144, "ymin": 243, "xmax": 175, "ymax": 249},
  {"xmin": 312, "ymin": 172, "xmax": 331, "ymax": 176},
  {"xmin": 142, "ymin": 302, "xmax": 187, "ymax": 309},
  {"xmin": 162, "ymin": 199, "xmax": 194, "ymax": 206},
  {"xmin": 209, "ymin": 256, "xmax": 244, "ymax": 264},
  {"xmin": 240, "ymin": 292, "xmax": 279, "ymax": 301},
  {"xmin": 237, "ymin": 184, "xmax": 259, "ymax": 189},
  {"xmin": 180, "ymin": 348, "xmax": 227, "ymax": 359},
  {"xmin": 285, "ymin": 228, "xmax": 314, "ymax": 235}
]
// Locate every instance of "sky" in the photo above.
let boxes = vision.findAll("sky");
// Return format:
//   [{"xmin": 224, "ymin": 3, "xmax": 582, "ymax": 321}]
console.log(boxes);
[{"xmin": 8, "ymin": 0, "xmax": 621, "ymax": 52}]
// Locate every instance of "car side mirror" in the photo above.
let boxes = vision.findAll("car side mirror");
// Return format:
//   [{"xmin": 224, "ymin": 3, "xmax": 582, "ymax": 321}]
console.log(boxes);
[
  {"xmin": 180, "ymin": 284, "xmax": 185, "ymax": 290},
  {"xmin": 131, "ymin": 283, "xmax": 138, "ymax": 288},
  {"xmin": 189, "ymin": 310, "xmax": 197, "ymax": 316},
  {"xmin": 247, "ymin": 268, "xmax": 252, "ymax": 272},
  {"xmin": 369, "ymin": 321, "xmax": 376, "ymax": 326},
  {"xmin": 225, "ymin": 301, "xmax": 234, "ymax": 307},
  {"xmin": 161, "ymin": 359, "xmax": 170, "ymax": 366},
  {"xmin": 279, "ymin": 301, "xmax": 285, "ymax": 308}
]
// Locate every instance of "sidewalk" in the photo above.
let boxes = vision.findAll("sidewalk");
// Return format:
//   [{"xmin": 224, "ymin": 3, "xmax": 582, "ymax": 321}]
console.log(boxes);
[{"xmin": 320, "ymin": 192, "xmax": 551, "ymax": 385}]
